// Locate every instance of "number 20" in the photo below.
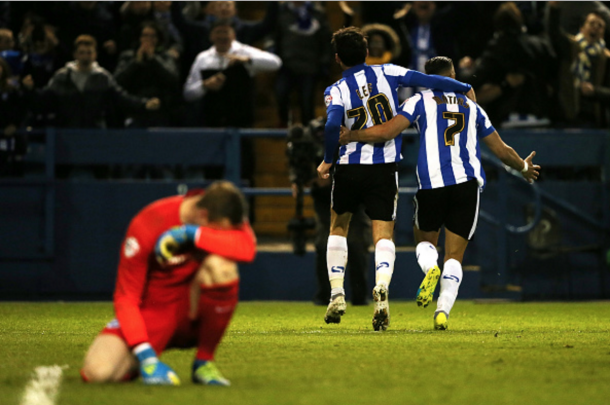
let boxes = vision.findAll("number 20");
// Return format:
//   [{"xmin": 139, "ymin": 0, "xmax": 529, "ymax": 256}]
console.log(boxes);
[{"xmin": 346, "ymin": 94, "xmax": 394, "ymax": 130}]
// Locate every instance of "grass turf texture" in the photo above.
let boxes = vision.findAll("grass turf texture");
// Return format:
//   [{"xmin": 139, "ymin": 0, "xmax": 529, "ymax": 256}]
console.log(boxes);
[{"xmin": 1, "ymin": 301, "xmax": 609, "ymax": 405}]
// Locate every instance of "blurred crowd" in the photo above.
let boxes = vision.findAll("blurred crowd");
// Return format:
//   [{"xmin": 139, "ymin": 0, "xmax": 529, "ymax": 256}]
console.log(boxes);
[{"xmin": 2, "ymin": 1, "xmax": 610, "ymax": 176}]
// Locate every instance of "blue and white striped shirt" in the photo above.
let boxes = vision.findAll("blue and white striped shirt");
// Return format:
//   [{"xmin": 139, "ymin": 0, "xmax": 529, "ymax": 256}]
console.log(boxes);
[
  {"xmin": 323, "ymin": 63, "xmax": 472, "ymax": 165},
  {"xmin": 399, "ymin": 89, "xmax": 496, "ymax": 190}
]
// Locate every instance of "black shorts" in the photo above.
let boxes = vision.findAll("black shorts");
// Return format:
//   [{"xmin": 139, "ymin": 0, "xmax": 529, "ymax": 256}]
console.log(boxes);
[
  {"xmin": 332, "ymin": 163, "xmax": 398, "ymax": 221},
  {"xmin": 412, "ymin": 179, "xmax": 480, "ymax": 240}
]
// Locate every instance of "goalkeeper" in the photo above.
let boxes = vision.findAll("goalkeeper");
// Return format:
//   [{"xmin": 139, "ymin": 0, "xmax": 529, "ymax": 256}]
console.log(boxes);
[{"xmin": 80, "ymin": 181, "xmax": 256, "ymax": 386}]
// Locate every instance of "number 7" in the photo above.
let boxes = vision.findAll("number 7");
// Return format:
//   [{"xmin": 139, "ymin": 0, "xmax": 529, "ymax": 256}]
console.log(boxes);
[{"xmin": 442, "ymin": 112, "xmax": 465, "ymax": 146}]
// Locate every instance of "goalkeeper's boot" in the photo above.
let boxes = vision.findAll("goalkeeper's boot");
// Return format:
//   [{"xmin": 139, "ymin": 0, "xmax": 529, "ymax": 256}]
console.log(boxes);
[
  {"xmin": 434, "ymin": 311, "xmax": 449, "ymax": 330},
  {"xmin": 416, "ymin": 265, "xmax": 441, "ymax": 308},
  {"xmin": 192, "ymin": 360, "xmax": 230, "ymax": 386},
  {"xmin": 372, "ymin": 284, "xmax": 390, "ymax": 331},
  {"xmin": 324, "ymin": 293, "xmax": 346, "ymax": 324}
]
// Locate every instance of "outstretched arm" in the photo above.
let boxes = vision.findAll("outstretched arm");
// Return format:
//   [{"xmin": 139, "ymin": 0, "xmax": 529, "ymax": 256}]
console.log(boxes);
[
  {"xmin": 482, "ymin": 131, "xmax": 540, "ymax": 183},
  {"xmin": 339, "ymin": 115, "xmax": 411, "ymax": 145},
  {"xmin": 401, "ymin": 70, "xmax": 472, "ymax": 93}
]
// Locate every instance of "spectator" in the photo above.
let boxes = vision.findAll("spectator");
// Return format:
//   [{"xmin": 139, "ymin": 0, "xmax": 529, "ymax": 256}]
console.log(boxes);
[
  {"xmin": 0, "ymin": 56, "xmax": 26, "ymax": 177},
  {"xmin": 151, "ymin": 1, "xmax": 183, "ymax": 60},
  {"xmin": 19, "ymin": 14, "xmax": 70, "ymax": 90},
  {"xmin": 114, "ymin": 21, "xmax": 179, "ymax": 128},
  {"xmin": 183, "ymin": 19, "xmax": 281, "ymax": 127},
  {"xmin": 183, "ymin": 18, "xmax": 280, "ymax": 182},
  {"xmin": 340, "ymin": 2, "xmax": 411, "ymax": 68},
  {"xmin": 462, "ymin": 2, "xmax": 556, "ymax": 127},
  {"xmin": 404, "ymin": 2, "xmax": 459, "ymax": 73},
  {"xmin": 117, "ymin": 1, "xmax": 154, "ymax": 54},
  {"xmin": 0, "ymin": 27, "xmax": 23, "ymax": 77},
  {"xmin": 547, "ymin": 1, "xmax": 610, "ymax": 127},
  {"xmin": 362, "ymin": 24, "xmax": 402, "ymax": 65},
  {"xmin": 54, "ymin": 2, "xmax": 117, "ymax": 70},
  {"xmin": 28, "ymin": 35, "xmax": 160, "ymax": 129},
  {"xmin": 274, "ymin": 1, "xmax": 331, "ymax": 127},
  {"xmin": 114, "ymin": 21, "xmax": 180, "ymax": 179},
  {"xmin": 171, "ymin": 1, "xmax": 279, "ymax": 76}
]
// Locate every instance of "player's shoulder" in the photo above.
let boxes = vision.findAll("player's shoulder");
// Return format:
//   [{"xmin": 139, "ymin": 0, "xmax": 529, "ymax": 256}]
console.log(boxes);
[
  {"xmin": 377, "ymin": 63, "xmax": 409, "ymax": 75},
  {"xmin": 130, "ymin": 196, "xmax": 182, "ymax": 231},
  {"xmin": 325, "ymin": 78, "xmax": 346, "ymax": 95}
]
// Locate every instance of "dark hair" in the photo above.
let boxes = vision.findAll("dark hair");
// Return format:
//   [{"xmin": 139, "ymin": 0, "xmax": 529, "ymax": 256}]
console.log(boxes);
[
  {"xmin": 140, "ymin": 20, "xmax": 166, "ymax": 49},
  {"xmin": 74, "ymin": 34, "xmax": 97, "ymax": 51},
  {"xmin": 424, "ymin": 56, "xmax": 453, "ymax": 75},
  {"xmin": 332, "ymin": 26, "xmax": 368, "ymax": 67},
  {"xmin": 493, "ymin": 2, "xmax": 523, "ymax": 35},
  {"xmin": 196, "ymin": 180, "xmax": 246, "ymax": 226}
]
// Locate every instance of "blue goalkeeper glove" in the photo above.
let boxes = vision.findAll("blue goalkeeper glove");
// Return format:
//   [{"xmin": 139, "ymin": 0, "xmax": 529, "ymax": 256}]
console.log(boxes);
[
  {"xmin": 134, "ymin": 343, "xmax": 180, "ymax": 385},
  {"xmin": 154, "ymin": 225, "xmax": 198, "ymax": 264}
]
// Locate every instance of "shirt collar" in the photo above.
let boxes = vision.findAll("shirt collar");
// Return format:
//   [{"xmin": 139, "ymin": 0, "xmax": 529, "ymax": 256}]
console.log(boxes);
[{"xmin": 342, "ymin": 63, "xmax": 367, "ymax": 78}]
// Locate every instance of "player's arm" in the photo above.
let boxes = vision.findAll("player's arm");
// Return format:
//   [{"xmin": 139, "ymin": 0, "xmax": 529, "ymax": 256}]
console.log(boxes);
[
  {"xmin": 482, "ymin": 132, "xmax": 540, "ymax": 183},
  {"xmin": 339, "ymin": 115, "xmax": 410, "ymax": 145},
  {"xmin": 476, "ymin": 105, "xmax": 540, "ymax": 183},
  {"xmin": 156, "ymin": 221, "xmax": 257, "ymax": 264},
  {"xmin": 318, "ymin": 86, "xmax": 344, "ymax": 179},
  {"xmin": 193, "ymin": 221, "xmax": 257, "ymax": 262},
  {"xmin": 399, "ymin": 69, "xmax": 471, "ymax": 94},
  {"xmin": 114, "ymin": 224, "xmax": 181, "ymax": 385}
]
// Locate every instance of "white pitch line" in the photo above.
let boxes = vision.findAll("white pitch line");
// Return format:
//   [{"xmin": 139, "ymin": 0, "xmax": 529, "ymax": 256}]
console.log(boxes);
[{"xmin": 20, "ymin": 365, "xmax": 67, "ymax": 405}]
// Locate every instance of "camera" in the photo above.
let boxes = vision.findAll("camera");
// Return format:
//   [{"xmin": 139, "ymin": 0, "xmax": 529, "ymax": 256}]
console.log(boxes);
[{"xmin": 286, "ymin": 118, "xmax": 325, "ymax": 255}]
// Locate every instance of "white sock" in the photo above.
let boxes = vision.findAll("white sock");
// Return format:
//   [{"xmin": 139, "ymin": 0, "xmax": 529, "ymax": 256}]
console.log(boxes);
[
  {"xmin": 375, "ymin": 239, "xmax": 395, "ymax": 289},
  {"xmin": 327, "ymin": 235, "xmax": 347, "ymax": 296},
  {"xmin": 416, "ymin": 241, "xmax": 439, "ymax": 275},
  {"xmin": 437, "ymin": 259, "xmax": 463, "ymax": 315}
]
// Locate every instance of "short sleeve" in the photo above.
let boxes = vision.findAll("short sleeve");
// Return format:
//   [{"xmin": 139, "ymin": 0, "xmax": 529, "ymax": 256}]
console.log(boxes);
[
  {"xmin": 476, "ymin": 105, "xmax": 496, "ymax": 138},
  {"xmin": 398, "ymin": 93, "xmax": 423, "ymax": 123},
  {"xmin": 324, "ymin": 85, "xmax": 344, "ymax": 111}
]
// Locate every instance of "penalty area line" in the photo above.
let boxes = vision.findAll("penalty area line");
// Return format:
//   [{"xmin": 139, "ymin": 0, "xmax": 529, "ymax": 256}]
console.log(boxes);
[{"xmin": 20, "ymin": 365, "xmax": 68, "ymax": 405}]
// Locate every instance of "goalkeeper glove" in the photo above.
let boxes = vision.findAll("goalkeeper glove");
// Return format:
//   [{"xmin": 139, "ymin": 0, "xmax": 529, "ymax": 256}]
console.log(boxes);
[
  {"xmin": 134, "ymin": 343, "xmax": 180, "ymax": 385},
  {"xmin": 155, "ymin": 225, "xmax": 198, "ymax": 264}
]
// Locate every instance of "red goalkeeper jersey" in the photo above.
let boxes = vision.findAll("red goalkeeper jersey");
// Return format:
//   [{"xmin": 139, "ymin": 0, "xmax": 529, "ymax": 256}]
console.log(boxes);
[{"xmin": 113, "ymin": 190, "xmax": 256, "ymax": 347}]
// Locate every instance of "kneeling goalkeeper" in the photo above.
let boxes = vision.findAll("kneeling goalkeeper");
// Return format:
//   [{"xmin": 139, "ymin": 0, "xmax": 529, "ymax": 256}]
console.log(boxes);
[{"xmin": 81, "ymin": 181, "xmax": 257, "ymax": 386}]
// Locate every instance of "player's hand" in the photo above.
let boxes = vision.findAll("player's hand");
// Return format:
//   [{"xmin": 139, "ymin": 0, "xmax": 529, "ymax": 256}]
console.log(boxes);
[
  {"xmin": 134, "ymin": 343, "xmax": 180, "ymax": 385},
  {"xmin": 521, "ymin": 151, "xmax": 541, "ymax": 184},
  {"xmin": 339, "ymin": 125, "xmax": 352, "ymax": 145},
  {"xmin": 317, "ymin": 161, "xmax": 332, "ymax": 180},
  {"xmin": 465, "ymin": 87, "xmax": 477, "ymax": 103},
  {"xmin": 155, "ymin": 225, "xmax": 198, "ymax": 264}
]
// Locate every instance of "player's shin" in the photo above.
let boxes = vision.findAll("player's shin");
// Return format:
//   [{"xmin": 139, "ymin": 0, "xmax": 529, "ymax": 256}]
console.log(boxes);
[
  {"xmin": 195, "ymin": 280, "xmax": 239, "ymax": 362},
  {"xmin": 437, "ymin": 259, "xmax": 463, "ymax": 316},
  {"xmin": 374, "ymin": 239, "xmax": 395, "ymax": 289},
  {"xmin": 416, "ymin": 241, "xmax": 439, "ymax": 275},
  {"xmin": 327, "ymin": 235, "xmax": 348, "ymax": 298}
]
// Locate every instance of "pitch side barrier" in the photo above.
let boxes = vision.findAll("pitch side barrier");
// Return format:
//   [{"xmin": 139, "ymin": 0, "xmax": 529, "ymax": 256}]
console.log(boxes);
[{"xmin": 0, "ymin": 128, "xmax": 608, "ymax": 299}]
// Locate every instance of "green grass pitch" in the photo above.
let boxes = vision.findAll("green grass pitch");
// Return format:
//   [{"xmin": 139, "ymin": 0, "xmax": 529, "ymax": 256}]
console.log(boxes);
[{"xmin": 1, "ymin": 301, "xmax": 609, "ymax": 405}]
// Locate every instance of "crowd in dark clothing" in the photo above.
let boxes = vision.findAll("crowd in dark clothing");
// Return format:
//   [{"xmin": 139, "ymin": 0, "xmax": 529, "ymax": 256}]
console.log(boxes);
[{"xmin": 1, "ymin": 1, "xmax": 610, "ymax": 161}]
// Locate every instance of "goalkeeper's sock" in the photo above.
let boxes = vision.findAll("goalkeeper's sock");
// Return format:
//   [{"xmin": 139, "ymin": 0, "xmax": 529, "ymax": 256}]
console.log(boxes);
[
  {"xmin": 375, "ymin": 239, "xmax": 395, "ymax": 289},
  {"xmin": 416, "ymin": 241, "xmax": 439, "ymax": 275},
  {"xmin": 437, "ymin": 259, "xmax": 463, "ymax": 315},
  {"xmin": 195, "ymin": 280, "xmax": 239, "ymax": 361},
  {"xmin": 327, "ymin": 235, "xmax": 347, "ymax": 296}
]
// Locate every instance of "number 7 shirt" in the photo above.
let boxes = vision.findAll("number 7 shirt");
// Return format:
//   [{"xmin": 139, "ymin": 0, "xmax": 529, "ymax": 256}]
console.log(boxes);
[
  {"xmin": 323, "ymin": 63, "xmax": 472, "ymax": 165},
  {"xmin": 398, "ymin": 89, "xmax": 496, "ymax": 190}
]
